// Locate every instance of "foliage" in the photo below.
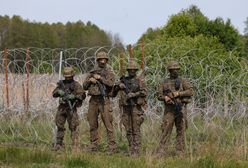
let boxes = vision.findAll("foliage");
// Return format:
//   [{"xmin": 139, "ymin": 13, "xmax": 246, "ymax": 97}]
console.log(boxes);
[
  {"xmin": 0, "ymin": 15, "xmax": 115, "ymax": 50},
  {"xmin": 133, "ymin": 35, "xmax": 247, "ymax": 103},
  {"xmin": 135, "ymin": 5, "xmax": 247, "ymax": 102},
  {"xmin": 140, "ymin": 5, "xmax": 244, "ymax": 54}
]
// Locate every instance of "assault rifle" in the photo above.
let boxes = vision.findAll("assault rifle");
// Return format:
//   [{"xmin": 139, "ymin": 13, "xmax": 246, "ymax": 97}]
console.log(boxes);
[
  {"xmin": 90, "ymin": 70, "xmax": 106, "ymax": 99},
  {"xmin": 57, "ymin": 80, "xmax": 76, "ymax": 110},
  {"xmin": 163, "ymin": 88, "xmax": 182, "ymax": 116},
  {"xmin": 120, "ymin": 76, "xmax": 135, "ymax": 106}
]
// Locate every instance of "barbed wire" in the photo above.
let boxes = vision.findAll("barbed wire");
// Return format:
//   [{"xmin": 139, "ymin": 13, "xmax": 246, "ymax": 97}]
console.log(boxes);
[{"xmin": 0, "ymin": 45, "xmax": 247, "ymax": 147}]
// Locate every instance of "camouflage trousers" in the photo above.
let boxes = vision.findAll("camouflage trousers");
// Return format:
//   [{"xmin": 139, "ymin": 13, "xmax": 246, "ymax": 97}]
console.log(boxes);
[
  {"xmin": 122, "ymin": 105, "xmax": 144, "ymax": 155},
  {"xmin": 55, "ymin": 104, "xmax": 79, "ymax": 146},
  {"xmin": 158, "ymin": 105, "xmax": 187, "ymax": 154},
  {"xmin": 87, "ymin": 96, "xmax": 116, "ymax": 151}
]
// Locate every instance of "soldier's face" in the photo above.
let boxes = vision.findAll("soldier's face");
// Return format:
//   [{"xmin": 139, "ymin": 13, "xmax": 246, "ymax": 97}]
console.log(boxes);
[
  {"xmin": 65, "ymin": 76, "xmax": 73, "ymax": 81},
  {"xmin": 169, "ymin": 69, "xmax": 179, "ymax": 78},
  {"xmin": 97, "ymin": 58, "xmax": 107, "ymax": 68},
  {"xmin": 127, "ymin": 69, "xmax": 137, "ymax": 77}
]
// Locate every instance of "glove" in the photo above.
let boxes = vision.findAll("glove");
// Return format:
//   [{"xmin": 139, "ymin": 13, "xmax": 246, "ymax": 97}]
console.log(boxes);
[
  {"xmin": 57, "ymin": 90, "xmax": 65, "ymax": 97},
  {"xmin": 119, "ymin": 83, "xmax": 126, "ymax": 89},
  {"xmin": 167, "ymin": 91, "xmax": 180, "ymax": 98},
  {"xmin": 127, "ymin": 92, "xmax": 136, "ymax": 99},
  {"xmin": 164, "ymin": 96, "xmax": 173, "ymax": 104},
  {"xmin": 66, "ymin": 94, "xmax": 76, "ymax": 100},
  {"xmin": 89, "ymin": 77, "xmax": 97, "ymax": 84},
  {"xmin": 93, "ymin": 74, "xmax": 101, "ymax": 80}
]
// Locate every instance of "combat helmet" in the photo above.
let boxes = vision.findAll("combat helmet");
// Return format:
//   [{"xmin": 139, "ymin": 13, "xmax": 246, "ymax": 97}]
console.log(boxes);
[
  {"xmin": 96, "ymin": 51, "xmax": 109, "ymax": 60},
  {"xmin": 63, "ymin": 67, "xmax": 75, "ymax": 77},
  {"xmin": 126, "ymin": 61, "xmax": 139, "ymax": 70},
  {"xmin": 167, "ymin": 61, "xmax": 180, "ymax": 70}
]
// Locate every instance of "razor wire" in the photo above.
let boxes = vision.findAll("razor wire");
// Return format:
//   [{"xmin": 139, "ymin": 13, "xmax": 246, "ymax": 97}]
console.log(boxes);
[{"xmin": 0, "ymin": 45, "xmax": 247, "ymax": 147}]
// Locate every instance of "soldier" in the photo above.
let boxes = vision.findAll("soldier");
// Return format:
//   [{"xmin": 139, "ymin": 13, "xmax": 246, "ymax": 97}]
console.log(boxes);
[
  {"xmin": 52, "ymin": 67, "xmax": 86, "ymax": 151},
  {"xmin": 156, "ymin": 61, "xmax": 193, "ymax": 157},
  {"xmin": 83, "ymin": 51, "xmax": 116, "ymax": 153},
  {"xmin": 113, "ymin": 61, "xmax": 147, "ymax": 156}
]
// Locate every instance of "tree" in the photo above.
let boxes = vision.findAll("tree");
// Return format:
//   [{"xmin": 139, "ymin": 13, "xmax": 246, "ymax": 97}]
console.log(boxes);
[
  {"xmin": 0, "ymin": 15, "xmax": 116, "ymax": 49},
  {"xmin": 0, "ymin": 15, "xmax": 10, "ymax": 47},
  {"xmin": 244, "ymin": 17, "xmax": 248, "ymax": 35},
  {"xmin": 140, "ymin": 5, "xmax": 243, "ymax": 53},
  {"xmin": 243, "ymin": 17, "xmax": 248, "ymax": 57}
]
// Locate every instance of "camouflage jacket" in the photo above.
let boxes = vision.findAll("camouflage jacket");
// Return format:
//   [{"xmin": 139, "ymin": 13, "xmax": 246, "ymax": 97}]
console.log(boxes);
[
  {"xmin": 157, "ymin": 77, "xmax": 193, "ymax": 107},
  {"xmin": 83, "ymin": 66, "xmax": 115, "ymax": 97},
  {"xmin": 113, "ymin": 76, "xmax": 147, "ymax": 106},
  {"xmin": 53, "ymin": 79, "xmax": 86, "ymax": 107}
]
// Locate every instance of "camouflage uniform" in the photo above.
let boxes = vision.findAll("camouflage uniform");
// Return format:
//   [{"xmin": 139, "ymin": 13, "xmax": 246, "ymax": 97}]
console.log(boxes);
[
  {"xmin": 52, "ymin": 67, "xmax": 86, "ymax": 151},
  {"xmin": 157, "ymin": 61, "xmax": 193, "ymax": 156},
  {"xmin": 113, "ymin": 62, "xmax": 147, "ymax": 156},
  {"xmin": 83, "ymin": 51, "xmax": 116, "ymax": 152}
]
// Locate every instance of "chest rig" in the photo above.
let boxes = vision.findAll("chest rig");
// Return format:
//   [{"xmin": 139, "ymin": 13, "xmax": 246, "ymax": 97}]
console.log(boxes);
[
  {"xmin": 163, "ymin": 78, "xmax": 182, "ymax": 92},
  {"xmin": 123, "ymin": 77, "xmax": 140, "ymax": 93}
]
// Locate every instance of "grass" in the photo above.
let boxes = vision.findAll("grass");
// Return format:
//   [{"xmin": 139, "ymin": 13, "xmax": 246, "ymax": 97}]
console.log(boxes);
[
  {"xmin": 0, "ymin": 146, "xmax": 247, "ymax": 168},
  {"xmin": 0, "ymin": 114, "xmax": 247, "ymax": 167}
]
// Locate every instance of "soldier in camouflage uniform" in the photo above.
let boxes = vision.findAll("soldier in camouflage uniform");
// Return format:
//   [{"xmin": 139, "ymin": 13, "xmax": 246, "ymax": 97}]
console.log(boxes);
[
  {"xmin": 113, "ymin": 62, "xmax": 147, "ymax": 156},
  {"xmin": 52, "ymin": 67, "xmax": 86, "ymax": 151},
  {"xmin": 156, "ymin": 61, "xmax": 193, "ymax": 156},
  {"xmin": 83, "ymin": 51, "xmax": 116, "ymax": 153}
]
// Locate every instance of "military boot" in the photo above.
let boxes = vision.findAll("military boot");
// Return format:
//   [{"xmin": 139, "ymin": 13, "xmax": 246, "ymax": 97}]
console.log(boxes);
[
  {"xmin": 52, "ymin": 143, "xmax": 65, "ymax": 151},
  {"xmin": 107, "ymin": 143, "xmax": 117, "ymax": 155},
  {"xmin": 130, "ymin": 149, "xmax": 139, "ymax": 157},
  {"xmin": 131, "ymin": 145, "xmax": 140, "ymax": 157},
  {"xmin": 86, "ymin": 143, "xmax": 99, "ymax": 152},
  {"xmin": 175, "ymin": 150, "xmax": 184, "ymax": 158},
  {"xmin": 126, "ymin": 134, "xmax": 134, "ymax": 155},
  {"xmin": 52, "ymin": 135, "xmax": 65, "ymax": 151},
  {"xmin": 155, "ymin": 145, "xmax": 167, "ymax": 158}
]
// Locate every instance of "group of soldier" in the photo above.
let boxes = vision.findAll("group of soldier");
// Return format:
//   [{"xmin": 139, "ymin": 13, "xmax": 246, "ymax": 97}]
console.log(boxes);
[{"xmin": 52, "ymin": 51, "xmax": 193, "ymax": 157}]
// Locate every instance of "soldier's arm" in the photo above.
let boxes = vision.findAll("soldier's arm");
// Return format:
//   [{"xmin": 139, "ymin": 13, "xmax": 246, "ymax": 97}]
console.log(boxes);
[
  {"xmin": 74, "ymin": 81, "xmax": 86, "ymax": 100},
  {"xmin": 132, "ymin": 78, "xmax": 147, "ymax": 97},
  {"xmin": 180, "ymin": 79, "xmax": 193, "ymax": 97},
  {"xmin": 52, "ymin": 86, "xmax": 61, "ymax": 98},
  {"xmin": 99, "ymin": 70, "xmax": 115, "ymax": 87},
  {"xmin": 83, "ymin": 74, "xmax": 92, "ymax": 90}
]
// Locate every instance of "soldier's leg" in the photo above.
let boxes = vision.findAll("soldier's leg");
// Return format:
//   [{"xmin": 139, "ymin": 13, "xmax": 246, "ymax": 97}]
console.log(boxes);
[
  {"xmin": 68, "ymin": 109, "xmax": 80, "ymax": 149},
  {"xmin": 54, "ymin": 106, "xmax": 66, "ymax": 150},
  {"xmin": 122, "ymin": 106, "xmax": 133, "ymax": 153},
  {"xmin": 158, "ymin": 111, "xmax": 175, "ymax": 154},
  {"xmin": 175, "ymin": 108, "xmax": 187, "ymax": 154},
  {"xmin": 87, "ymin": 98, "xmax": 100, "ymax": 151},
  {"xmin": 132, "ymin": 105, "xmax": 144, "ymax": 156},
  {"xmin": 100, "ymin": 99, "xmax": 116, "ymax": 152}
]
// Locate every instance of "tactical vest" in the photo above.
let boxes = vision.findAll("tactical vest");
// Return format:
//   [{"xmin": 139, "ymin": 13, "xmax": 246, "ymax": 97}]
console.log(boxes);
[
  {"xmin": 122, "ymin": 76, "xmax": 146, "ymax": 106},
  {"xmin": 87, "ymin": 69, "xmax": 111, "ymax": 97},
  {"xmin": 163, "ymin": 78, "xmax": 191, "ymax": 104},
  {"xmin": 58, "ymin": 80, "xmax": 76, "ymax": 105}
]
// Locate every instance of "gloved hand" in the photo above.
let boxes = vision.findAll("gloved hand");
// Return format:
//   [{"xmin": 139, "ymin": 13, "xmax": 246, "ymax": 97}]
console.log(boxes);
[
  {"xmin": 167, "ymin": 91, "xmax": 180, "ymax": 98},
  {"xmin": 119, "ymin": 83, "xmax": 126, "ymax": 89},
  {"xmin": 89, "ymin": 77, "xmax": 97, "ymax": 84},
  {"xmin": 164, "ymin": 96, "xmax": 173, "ymax": 104},
  {"xmin": 93, "ymin": 74, "xmax": 101, "ymax": 80},
  {"xmin": 127, "ymin": 92, "xmax": 136, "ymax": 99},
  {"xmin": 57, "ymin": 90, "xmax": 65, "ymax": 97},
  {"xmin": 66, "ymin": 94, "xmax": 76, "ymax": 100}
]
